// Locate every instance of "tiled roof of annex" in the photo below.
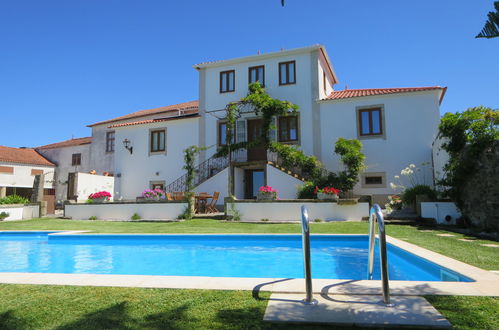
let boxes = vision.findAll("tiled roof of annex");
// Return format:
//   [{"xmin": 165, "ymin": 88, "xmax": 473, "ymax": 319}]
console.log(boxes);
[
  {"xmin": 322, "ymin": 86, "xmax": 447, "ymax": 104},
  {"xmin": 0, "ymin": 146, "xmax": 55, "ymax": 167},
  {"xmin": 37, "ymin": 137, "xmax": 92, "ymax": 150},
  {"xmin": 88, "ymin": 100, "xmax": 199, "ymax": 127},
  {"xmin": 109, "ymin": 113, "xmax": 200, "ymax": 128}
]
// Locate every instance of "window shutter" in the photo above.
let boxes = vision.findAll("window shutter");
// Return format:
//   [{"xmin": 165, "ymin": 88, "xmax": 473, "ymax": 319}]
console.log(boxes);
[
  {"xmin": 236, "ymin": 120, "xmax": 246, "ymax": 143},
  {"xmin": 269, "ymin": 116, "xmax": 277, "ymax": 141}
]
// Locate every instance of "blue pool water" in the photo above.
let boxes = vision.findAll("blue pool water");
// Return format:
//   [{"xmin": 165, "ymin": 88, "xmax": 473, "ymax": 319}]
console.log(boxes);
[{"xmin": 0, "ymin": 232, "xmax": 472, "ymax": 282}]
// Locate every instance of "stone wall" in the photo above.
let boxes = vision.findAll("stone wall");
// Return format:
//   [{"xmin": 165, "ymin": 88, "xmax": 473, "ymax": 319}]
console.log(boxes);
[{"xmin": 460, "ymin": 141, "xmax": 499, "ymax": 231}]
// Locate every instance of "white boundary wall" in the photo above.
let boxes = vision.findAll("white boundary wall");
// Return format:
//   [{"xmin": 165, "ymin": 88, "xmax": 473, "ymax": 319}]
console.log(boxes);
[
  {"xmin": 421, "ymin": 202, "xmax": 461, "ymax": 225},
  {"xmin": 65, "ymin": 202, "xmax": 187, "ymax": 220},
  {"xmin": 0, "ymin": 204, "xmax": 40, "ymax": 221},
  {"xmin": 76, "ymin": 172, "xmax": 115, "ymax": 202},
  {"xmin": 228, "ymin": 201, "xmax": 369, "ymax": 221}
]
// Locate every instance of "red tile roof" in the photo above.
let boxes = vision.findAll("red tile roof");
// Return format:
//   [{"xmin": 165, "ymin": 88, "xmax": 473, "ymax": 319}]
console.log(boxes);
[
  {"xmin": 88, "ymin": 100, "xmax": 199, "ymax": 127},
  {"xmin": 0, "ymin": 146, "xmax": 55, "ymax": 167},
  {"xmin": 323, "ymin": 86, "xmax": 447, "ymax": 104},
  {"xmin": 109, "ymin": 113, "xmax": 200, "ymax": 128},
  {"xmin": 37, "ymin": 137, "xmax": 92, "ymax": 150}
]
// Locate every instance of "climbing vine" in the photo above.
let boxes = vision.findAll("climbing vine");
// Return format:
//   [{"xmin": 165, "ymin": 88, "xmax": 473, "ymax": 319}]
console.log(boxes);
[
  {"xmin": 182, "ymin": 145, "xmax": 206, "ymax": 219},
  {"xmin": 438, "ymin": 106, "xmax": 498, "ymax": 208}
]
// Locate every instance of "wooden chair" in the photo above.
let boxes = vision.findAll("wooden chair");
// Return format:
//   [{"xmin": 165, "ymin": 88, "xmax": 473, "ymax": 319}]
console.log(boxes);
[
  {"xmin": 206, "ymin": 192, "xmax": 220, "ymax": 213},
  {"xmin": 173, "ymin": 192, "xmax": 185, "ymax": 201},
  {"xmin": 166, "ymin": 193, "xmax": 173, "ymax": 201}
]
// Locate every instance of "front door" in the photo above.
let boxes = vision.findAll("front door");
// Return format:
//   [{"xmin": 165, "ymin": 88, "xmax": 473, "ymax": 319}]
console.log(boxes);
[
  {"xmin": 247, "ymin": 119, "xmax": 266, "ymax": 161},
  {"xmin": 244, "ymin": 169, "xmax": 265, "ymax": 199}
]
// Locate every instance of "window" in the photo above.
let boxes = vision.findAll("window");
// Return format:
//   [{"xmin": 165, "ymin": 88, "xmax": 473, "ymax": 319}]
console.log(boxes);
[
  {"xmin": 150, "ymin": 182, "xmax": 165, "ymax": 191},
  {"xmin": 106, "ymin": 131, "xmax": 115, "ymax": 152},
  {"xmin": 72, "ymin": 153, "xmax": 81, "ymax": 166},
  {"xmin": 278, "ymin": 116, "xmax": 298, "ymax": 142},
  {"xmin": 218, "ymin": 121, "xmax": 236, "ymax": 146},
  {"xmin": 150, "ymin": 129, "xmax": 166, "ymax": 153},
  {"xmin": 279, "ymin": 61, "xmax": 296, "ymax": 85},
  {"xmin": 220, "ymin": 70, "xmax": 235, "ymax": 93},
  {"xmin": 31, "ymin": 169, "xmax": 43, "ymax": 176},
  {"xmin": 248, "ymin": 65, "xmax": 265, "ymax": 87},
  {"xmin": 361, "ymin": 172, "xmax": 386, "ymax": 188},
  {"xmin": 358, "ymin": 107, "xmax": 383, "ymax": 137},
  {"xmin": 0, "ymin": 166, "xmax": 14, "ymax": 174},
  {"xmin": 323, "ymin": 71, "xmax": 327, "ymax": 95}
]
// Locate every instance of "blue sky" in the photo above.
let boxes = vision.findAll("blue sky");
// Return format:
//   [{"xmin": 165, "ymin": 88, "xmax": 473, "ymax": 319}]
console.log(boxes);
[{"xmin": 0, "ymin": 0, "xmax": 497, "ymax": 147}]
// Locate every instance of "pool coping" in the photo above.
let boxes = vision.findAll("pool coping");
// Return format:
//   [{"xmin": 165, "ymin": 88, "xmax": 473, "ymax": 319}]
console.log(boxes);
[{"xmin": 0, "ymin": 231, "xmax": 498, "ymax": 297}]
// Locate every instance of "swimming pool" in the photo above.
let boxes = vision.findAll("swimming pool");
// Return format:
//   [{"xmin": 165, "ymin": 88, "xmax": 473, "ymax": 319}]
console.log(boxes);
[{"xmin": 0, "ymin": 232, "xmax": 472, "ymax": 282}]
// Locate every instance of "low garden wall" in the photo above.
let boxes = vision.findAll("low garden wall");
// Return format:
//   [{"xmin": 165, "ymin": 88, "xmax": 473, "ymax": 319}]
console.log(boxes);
[
  {"xmin": 420, "ymin": 202, "xmax": 461, "ymax": 225},
  {"xmin": 0, "ymin": 204, "xmax": 40, "ymax": 221},
  {"xmin": 226, "ymin": 199, "xmax": 369, "ymax": 221},
  {"xmin": 64, "ymin": 201, "xmax": 188, "ymax": 221}
]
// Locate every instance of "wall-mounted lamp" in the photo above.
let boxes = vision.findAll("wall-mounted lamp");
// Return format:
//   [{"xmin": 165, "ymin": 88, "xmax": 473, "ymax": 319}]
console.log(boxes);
[{"xmin": 122, "ymin": 139, "xmax": 133, "ymax": 154}]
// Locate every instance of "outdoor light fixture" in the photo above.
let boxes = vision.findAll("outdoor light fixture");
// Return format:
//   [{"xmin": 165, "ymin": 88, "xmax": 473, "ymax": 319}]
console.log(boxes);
[{"xmin": 122, "ymin": 139, "xmax": 133, "ymax": 154}]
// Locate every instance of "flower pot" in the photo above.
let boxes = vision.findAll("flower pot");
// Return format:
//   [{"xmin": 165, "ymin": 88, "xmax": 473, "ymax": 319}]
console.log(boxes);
[
  {"xmin": 93, "ymin": 197, "xmax": 108, "ymax": 203},
  {"xmin": 317, "ymin": 192, "xmax": 338, "ymax": 201},
  {"xmin": 256, "ymin": 192, "xmax": 276, "ymax": 201}
]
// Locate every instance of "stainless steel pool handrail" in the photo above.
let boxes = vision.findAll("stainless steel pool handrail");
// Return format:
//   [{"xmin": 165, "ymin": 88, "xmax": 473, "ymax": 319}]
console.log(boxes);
[
  {"xmin": 368, "ymin": 204, "xmax": 393, "ymax": 306},
  {"xmin": 300, "ymin": 205, "xmax": 316, "ymax": 304}
]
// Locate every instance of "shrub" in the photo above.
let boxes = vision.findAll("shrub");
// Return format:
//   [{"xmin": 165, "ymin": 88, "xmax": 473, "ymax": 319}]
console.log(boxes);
[
  {"xmin": 0, "ymin": 211, "xmax": 9, "ymax": 220},
  {"xmin": 313, "ymin": 218, "xmax": 323, "ymax": 222},
  {"xmin": 88, "ymin": 216, "xmax": 98, "ymax": 220},
  {"xmin": 0, "ymin": 195, "xmax": 29, "ymax": 205},
  {"xmin": 297, "ymin": 182, "xmax": 316, "ymax": 199},
  {"xmin": 260, "ymin": 218, "xmax": 269, "ymax": 222},
  {"xmin": 401, "ymin": 184, "xmax": 437, "ymax": 207},
  {"xmin": 131, "ymin": 213, "xmax": 141, "ymax": 220}
]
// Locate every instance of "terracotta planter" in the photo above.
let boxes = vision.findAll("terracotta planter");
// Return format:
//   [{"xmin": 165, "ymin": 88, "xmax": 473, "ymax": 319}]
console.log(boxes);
[
  {"xmin": 256, "ymin": 192, "xmax": 277, "ymax": 201},
  {"xmin": 317, "ymin": 192, "xmax": 338, "ymax": 201}
]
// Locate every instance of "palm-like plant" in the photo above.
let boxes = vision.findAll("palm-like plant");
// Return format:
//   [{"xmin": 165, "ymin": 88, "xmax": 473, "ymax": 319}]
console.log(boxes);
[{"xmin": 476, "ymin": 1, "xmax": 499, "ymax": 38}]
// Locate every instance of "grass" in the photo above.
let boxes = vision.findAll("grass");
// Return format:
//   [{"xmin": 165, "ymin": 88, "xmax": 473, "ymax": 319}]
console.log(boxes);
[
  {"xmin": 0, "ymin": 218, "xmax": 498, "ymax": 329},
  {"xmin": 1, "ymin": 218, "xmax": 498, "ymax": 270}
]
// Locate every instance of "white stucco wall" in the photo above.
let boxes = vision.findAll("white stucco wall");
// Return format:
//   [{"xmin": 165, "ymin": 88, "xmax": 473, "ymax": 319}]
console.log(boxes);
[
  {"xmin": 421, "ymin": 202, "xmax": 461, "ymax": 225},
  {"xmin": 228, "ymin": 201, "xmax": 369, "ymax": 221},
  {"xmin": 37, "ymin": 143, "xmax": 91, "ymax": 201},
  {"xmin": 65, "ymin": 202, "xmax": 187, "ymax": 221},
  {"xmin": 0, "ymin": 162, "xmax": 54, "ymax": 189},
  {"xmin": 75, "ymin": 172, "xmax": 115, "ymax": 202},
  {"xmin": 199, "ymin": 48, "xmax": 321, "ymax": 161},
  {"xmin": 319, "ymin": 90, "xmax": 442, "ymax": 196},
  {"xmin": 266, "ymin": 165, "xmax": 305, "ymax": 199},
  {"xmin": 114, "ymin": 117, "xmax": 200, "ymax": 200},
  {"xmin": 0, "ymin": 204, "xmax": 40, "ymax": 221},
  {"xmin": 432, "ymin": 136, "xmax": 449, "ymax": 187}
]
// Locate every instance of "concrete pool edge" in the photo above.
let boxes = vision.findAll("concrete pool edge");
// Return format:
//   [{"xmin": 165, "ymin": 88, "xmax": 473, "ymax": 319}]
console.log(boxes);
[{"xmin": 0, "ymin": 232, "xmax": 498, "ymax": 296}]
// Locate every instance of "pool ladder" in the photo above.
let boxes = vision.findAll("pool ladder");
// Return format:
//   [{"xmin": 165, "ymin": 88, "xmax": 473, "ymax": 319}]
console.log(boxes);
[{"xmin": 368, "ymin": 204, "xmax": 393, "ymax": 306}]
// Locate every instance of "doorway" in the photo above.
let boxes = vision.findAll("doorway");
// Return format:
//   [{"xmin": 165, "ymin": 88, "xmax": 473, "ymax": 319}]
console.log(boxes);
[
  {"xmin": 244, "ymin": 169, "xmax": 265, "ymax": 199},
  {"xmin": 247, "ymin": 119, "xmax": 266, "ymax": 161}
]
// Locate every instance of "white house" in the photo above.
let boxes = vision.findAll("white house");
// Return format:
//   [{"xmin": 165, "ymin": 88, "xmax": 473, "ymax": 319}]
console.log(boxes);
[
  {"xmin": 100, "ymin": 44, "xmax": 445, "ymax": 204},
  {"xmin": 24, "ymin": 44, "xmax": 446, "ymax": 206},
  {"xmin": 0, "ymin": 146, "xmax": 55, "ymax": 202}
]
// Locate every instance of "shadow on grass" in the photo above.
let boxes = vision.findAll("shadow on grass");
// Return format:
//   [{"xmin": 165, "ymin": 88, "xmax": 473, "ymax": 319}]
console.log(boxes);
[{"xmin": 0, "ymin": 310, "xmax": 28, "ymax": 330}]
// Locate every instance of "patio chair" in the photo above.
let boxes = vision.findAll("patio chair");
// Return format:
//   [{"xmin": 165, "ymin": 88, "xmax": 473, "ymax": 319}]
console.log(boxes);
[
  {"xmin": 166, "ymin": 193, "xmax": 173, "ymax": 201},
  {"xmin": 206, "ymin": 191, "xmax": 220, "ymax": 213},
  {"xmin": 173, "ymin": 192, "xmax": 185, "ymax": 201}
]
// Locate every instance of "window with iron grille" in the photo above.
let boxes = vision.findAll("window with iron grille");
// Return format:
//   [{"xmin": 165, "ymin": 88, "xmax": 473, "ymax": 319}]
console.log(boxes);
[
  {"xmin": 106, "ymin": 131, "xmax": 115, "ymax": 152},
  {"xmin": 72, "ymin": 153, "xmax": 81, "ymax": 166}
]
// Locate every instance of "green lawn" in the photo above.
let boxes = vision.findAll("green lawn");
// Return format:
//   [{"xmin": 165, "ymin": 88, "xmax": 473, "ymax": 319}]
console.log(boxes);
[{"xmin": 0, "ymin": 218, "xmax": 498, "ymax": 329}]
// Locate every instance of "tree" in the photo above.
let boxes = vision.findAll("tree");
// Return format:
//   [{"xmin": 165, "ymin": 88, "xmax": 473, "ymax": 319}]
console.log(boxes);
[{"xmin": 476, "ymin": 1, "xmax": 499, "ymax": 38}]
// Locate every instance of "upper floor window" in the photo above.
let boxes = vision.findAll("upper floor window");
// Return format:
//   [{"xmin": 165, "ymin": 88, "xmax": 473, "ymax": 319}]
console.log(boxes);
[
  {"xmin": 279, "ymin": 61, "xmax": 296, "ymax": 85},
  {"xmin": 150, "ymin": 129, "xmax": 166, "ymax": 153},
  {"xmin": 106, "ymin": 131, "xmax": 115, "ymax": 152},
  {"xmin": 72, "ymin": 153, "xmax": 81, "ymax": 166},
  {"xmin": 323, "ymin": 71, "xmax": 327, "ymax": 95},
  {"xmin": 220, "ymin": 70, "xmax": 235, "ymax": 93},
  {"xmin": 248, "ymin": 65, "xmax": 265, "ymax": 87},
  {"xmin": 358, "ymin": 107, "xmax": 383, "ymax": 137},
  {"xmin": 278, "ymin": 116, "xmax": 298, "ymax": 142}
]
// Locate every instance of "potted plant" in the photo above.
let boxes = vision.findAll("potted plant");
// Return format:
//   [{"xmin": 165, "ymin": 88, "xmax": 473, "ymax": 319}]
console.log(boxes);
[
  {"xmin": 141, "ymin": 189, "xmax": 165, "ymax": 201},
  {"xmin": 256, "ymin": 185, "xmax": 278, "ymax": 201},
  {"xmin": 88, "ymin": 191, "xmax": 112, "ymax": 203},
  {"xmin": 314, "ymin": 186, "xmax": 341, "ymax": 201}
]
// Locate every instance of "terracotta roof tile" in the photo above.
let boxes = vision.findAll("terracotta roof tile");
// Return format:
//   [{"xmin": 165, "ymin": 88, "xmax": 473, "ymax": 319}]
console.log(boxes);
[
  {"xmin": 323, "ymin": 86, "xmax": 447, "ymax": 104},
  {"xmin": 0, "ymin": 146, "xmax": 55, "ymax": 167},
  {"xmin": 88, "ymin": 100, "xmax": 199, "ymax": 127},
  {"xmin": 109, "ymin": 113, "xmax": 200, "ymax": 128},
  {"xmin": 37, "ymin": 137, "xmax": 92, "ymax": 150}
]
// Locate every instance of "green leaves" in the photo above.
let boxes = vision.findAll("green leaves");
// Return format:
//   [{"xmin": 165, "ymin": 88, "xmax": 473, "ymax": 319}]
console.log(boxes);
[{"xmin": 476, "ymin": 1, "xmax": 499, "ymax": 39}]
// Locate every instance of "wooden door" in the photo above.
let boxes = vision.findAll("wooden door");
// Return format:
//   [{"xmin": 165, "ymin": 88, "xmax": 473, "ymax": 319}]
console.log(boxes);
[
  {"xmin": 244, "ymin": 169, "xmax": 265, "ymax": 199},
  {"xmin": 247, "ymin": 119, "xmax": 266, "ymax": 161}
]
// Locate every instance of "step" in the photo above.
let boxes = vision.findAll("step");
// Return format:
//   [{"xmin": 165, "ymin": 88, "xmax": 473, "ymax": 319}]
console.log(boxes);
[{"xmin": 264, "ymin": 293, "xmax": 451, "ymax": 328}]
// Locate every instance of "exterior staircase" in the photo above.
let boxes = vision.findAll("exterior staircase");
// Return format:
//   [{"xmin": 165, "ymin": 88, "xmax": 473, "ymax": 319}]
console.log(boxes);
[{"xmin": 266, "ymin": 151, "xmax": 329, "ymax": 182}]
